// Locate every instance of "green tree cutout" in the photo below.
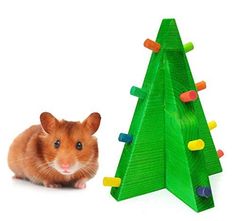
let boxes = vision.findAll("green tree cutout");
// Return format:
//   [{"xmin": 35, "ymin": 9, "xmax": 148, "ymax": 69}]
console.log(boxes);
[{"xmin": 104, "ymin": 19, "xmax": 222, "ymax": 212}]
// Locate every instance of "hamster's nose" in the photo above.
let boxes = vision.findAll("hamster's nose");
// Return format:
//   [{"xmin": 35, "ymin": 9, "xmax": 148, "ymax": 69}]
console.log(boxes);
[{"xmin": 61, "ymin": 163, "xmax": 70, "ymax": 170}]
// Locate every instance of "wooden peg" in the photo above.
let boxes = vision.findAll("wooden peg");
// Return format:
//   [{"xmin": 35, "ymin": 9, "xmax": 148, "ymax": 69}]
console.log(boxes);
[
  {"xmin": 196, "ymin": 187, "xmax": 212, "ymax": 198},
  {"xmin": 180, "ymin": 90, "xmax": 198, "ymax": 103},
  {"xmin": 188, "ymin": 139, "xmax": 205, "ymax": 151},
  {"xmin": 217, "ymin": 149, "xmax": 224, "ymax": 158},
  {"xmin": 208, "ymin": 121, "xmax": 217, "ymax": 130},
  {"xmin": 118, "ymin": 133, "xmax": 133, "ymax": 144},
  {"xmin": 195, "ymin": 81, "xmax": 206, "ymax": 91},
  {"xmin": 184, "ymin": 42, "xmax": 194, "ymax": 53},
  {"xmin": 144, "ymin": 39, "xmax": 161, "ymax": 52},
  {"xmin": 103, "ymin": 177, "xmax": 121, "ymax": 187},
  {"xmin": 130, "ymin": 86, "xmax": 146, "ymax": 99}
]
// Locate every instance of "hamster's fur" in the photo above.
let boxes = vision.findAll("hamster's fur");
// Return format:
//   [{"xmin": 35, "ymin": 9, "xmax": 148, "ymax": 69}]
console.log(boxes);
[{"xmin": 8, "ymin": 112, "xmax": 101, "ymax": 188}]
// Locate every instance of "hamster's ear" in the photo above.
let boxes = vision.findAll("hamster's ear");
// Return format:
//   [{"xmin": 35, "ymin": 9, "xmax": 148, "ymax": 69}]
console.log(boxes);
[
  {"xmin": 82, "ymin": 112, "xmax": 101, "ymax": 135},
  {"xmin": 40, "ymin": 112, "xmax": 59, "ymax": 134}
]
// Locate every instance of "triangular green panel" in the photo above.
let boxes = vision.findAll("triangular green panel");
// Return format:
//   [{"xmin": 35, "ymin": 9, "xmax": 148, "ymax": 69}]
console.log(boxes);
[
  {"xmin": 111, "ymin": 38, "xmax": 166, "ymax": 200},
  {"xmin": 110, "ymin": 19, "xmax": 222, "ymax": 212}
]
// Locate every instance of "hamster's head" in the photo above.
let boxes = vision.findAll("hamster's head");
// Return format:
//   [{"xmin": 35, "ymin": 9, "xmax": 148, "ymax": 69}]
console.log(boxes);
[{"xmin": 39, "ymin": 112, "xmax": 101, "ymax": 176}]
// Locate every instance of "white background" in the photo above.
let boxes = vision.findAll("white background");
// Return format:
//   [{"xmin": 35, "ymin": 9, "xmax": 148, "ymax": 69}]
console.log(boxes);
[{"xmin": 0, "ymin": 0, "xmax": 235, "ymax": 220}]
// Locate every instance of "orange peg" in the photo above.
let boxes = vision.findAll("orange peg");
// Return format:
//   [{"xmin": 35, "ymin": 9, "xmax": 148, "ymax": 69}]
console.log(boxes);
[
  {"xmin": 144, "ymin": 39, "xmax": 161, "ymax": 53},
  {"xmin": 180, "ymin": 90, "xmax": 198, "ymax": 103},
  {"xmin": 217, "ymin": 149, "xmax": 224, "ymax": 158},
  {"xmin": 195, "ymin": 81, "xmax": 206, "ymax": 91}
]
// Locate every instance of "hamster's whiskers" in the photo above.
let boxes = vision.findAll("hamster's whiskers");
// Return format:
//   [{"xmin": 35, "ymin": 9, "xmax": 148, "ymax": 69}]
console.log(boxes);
[
  {"xmin": 27, "ymin": 162, "xmax": 55, "ymax": 184},
  {"xmin": 35, "ymin": 162, "xmax": 50, "ymax": 170},
  {"xmin": 79, "ymin": 166, "xmax": 97, "ymax": 178},
  {"xmin": 37, "ymin": 163, "xmax": 56, "ymax": 178}
]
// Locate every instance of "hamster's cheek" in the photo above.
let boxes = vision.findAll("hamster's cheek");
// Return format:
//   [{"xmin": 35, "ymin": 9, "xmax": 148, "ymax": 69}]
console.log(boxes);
[{"xmin": 42, "ymin": 145, "xmax": 57, "ymax": 162}]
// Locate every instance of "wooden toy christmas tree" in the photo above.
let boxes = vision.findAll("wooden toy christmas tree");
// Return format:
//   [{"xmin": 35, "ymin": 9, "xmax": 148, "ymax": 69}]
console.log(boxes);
[{"xmin": 104, "ymin": 19, "xmax": 223, "ymax": 212}]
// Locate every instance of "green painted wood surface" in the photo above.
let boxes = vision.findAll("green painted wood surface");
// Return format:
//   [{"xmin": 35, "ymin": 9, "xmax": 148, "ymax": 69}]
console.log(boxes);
[
  {"xmin": 111, "ymin": 22, "xmax": 168, "ymax": 200},
  {"xmin": 111, "ymin": 19, "xmax": 221, "ymax": 212},
  {"xmin": 164, "ymin": 51, "xmax": 214, "ymax": 211}
]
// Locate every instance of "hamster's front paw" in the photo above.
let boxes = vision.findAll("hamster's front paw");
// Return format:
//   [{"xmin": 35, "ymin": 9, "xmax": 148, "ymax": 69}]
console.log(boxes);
[
  {"xmin": 43, "ymin": 181, "xmax": 62, "ymax": 188},
  {"xmin": 13, "ymin": 175, "xmax": 25, "ymax": 180},
  {"xmin": 74, "ymin": 180, "xmax": 87, "ymax": 189}
]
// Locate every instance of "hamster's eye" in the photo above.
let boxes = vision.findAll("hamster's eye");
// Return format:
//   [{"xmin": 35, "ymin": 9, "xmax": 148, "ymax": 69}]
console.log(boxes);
[
  {"xmin": 76, "ymin": 141, "xmax": 83, "ymax": 151},
  {"xmin": 54, "ymin": 139, "xmax": 61, "ymax": 149}
]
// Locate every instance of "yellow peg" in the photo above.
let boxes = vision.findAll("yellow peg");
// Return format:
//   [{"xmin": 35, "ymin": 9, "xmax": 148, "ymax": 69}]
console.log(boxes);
[
  {"xmin": 103, "ymin": 177, "xmax": 121, "ymax": 187},
  {"xmin": 208, "ymin": 121, "xmax": 217, "ymax": 130},
  {"xmin": 188, "ymin": 139, "xmax": 205, "ymax": 151}
]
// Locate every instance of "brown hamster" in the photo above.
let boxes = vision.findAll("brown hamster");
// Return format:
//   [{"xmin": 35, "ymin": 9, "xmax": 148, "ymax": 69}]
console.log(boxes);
[{"xmin": 8, "ymin": 112, "xmax": 101, "ymax": 188}]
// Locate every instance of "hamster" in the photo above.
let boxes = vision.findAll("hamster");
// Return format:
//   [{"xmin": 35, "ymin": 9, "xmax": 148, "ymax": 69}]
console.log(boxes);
[{"xmin": 8, "ymin": 112, "xmax": 101, "ymax": 189}]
